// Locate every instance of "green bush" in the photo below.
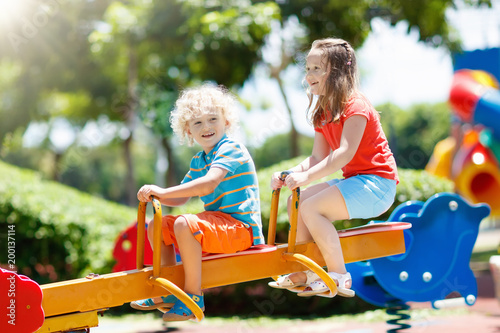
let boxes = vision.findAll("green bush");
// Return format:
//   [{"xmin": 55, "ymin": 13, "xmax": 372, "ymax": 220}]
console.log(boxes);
[{"xmin": 0, "ymin": 160, "xmax": 136, "ymax": 284}]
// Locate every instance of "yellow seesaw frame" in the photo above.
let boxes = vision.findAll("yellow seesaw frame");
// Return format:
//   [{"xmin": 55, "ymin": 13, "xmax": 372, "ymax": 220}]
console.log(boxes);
[{"xmin": 35, "ymin": 186, "xmax": 410, "ymax": 332}]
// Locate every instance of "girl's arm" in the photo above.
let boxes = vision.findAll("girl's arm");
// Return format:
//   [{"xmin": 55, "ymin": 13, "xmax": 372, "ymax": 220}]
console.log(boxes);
[
  {"xmin": 285, "ymin": 115, "xmax": 367, "ymax": 189},
  {"xmin": 137, "ymin": 167, "xmax": 229, "ymax": 206},
  {"xmin": 271, "ymin": 132, "xmax": 330, "ymax": 190}
]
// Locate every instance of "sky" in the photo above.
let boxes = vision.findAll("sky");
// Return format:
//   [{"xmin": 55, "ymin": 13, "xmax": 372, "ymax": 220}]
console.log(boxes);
[{"xmin": 238, "ymin": 0, "xmax": 500, "ymax": 147}]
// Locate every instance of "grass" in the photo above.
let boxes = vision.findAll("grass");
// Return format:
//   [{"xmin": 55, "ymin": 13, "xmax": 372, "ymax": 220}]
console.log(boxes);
[{"xmin": 471, "ymin": 249, "xmax": 498, "ymax": 263}]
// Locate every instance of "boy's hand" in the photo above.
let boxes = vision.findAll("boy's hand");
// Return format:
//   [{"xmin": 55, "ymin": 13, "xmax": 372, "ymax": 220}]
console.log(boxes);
[
  {"xmin": 270, "ymin": 171, "xmax": 285, "ymax": 190},
  {"xmin": 137, "ymin": 185, "xmax": 163, "ymax": 202}
]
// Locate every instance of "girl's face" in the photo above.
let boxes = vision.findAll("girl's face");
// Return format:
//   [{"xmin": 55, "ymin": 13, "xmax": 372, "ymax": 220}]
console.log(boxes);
[
  {"xmin": 305, "ymin": 48, "xmax": 328, "ymax": 96},
  {"xmin": 186, "ymin": 108, "xmax": 228, "ymax": 153}
]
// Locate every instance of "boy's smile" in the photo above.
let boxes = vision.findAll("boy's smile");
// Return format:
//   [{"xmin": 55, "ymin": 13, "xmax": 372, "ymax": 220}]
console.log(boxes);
[{"xmin": 187, "ymin": 110, "xmax": 228, "ymax": 153}]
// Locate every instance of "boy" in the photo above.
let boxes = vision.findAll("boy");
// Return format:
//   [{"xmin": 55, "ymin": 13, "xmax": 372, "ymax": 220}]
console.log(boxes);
[{"xmin": 131, "ymin": 84, "xmax": 264, "ymax": 321}]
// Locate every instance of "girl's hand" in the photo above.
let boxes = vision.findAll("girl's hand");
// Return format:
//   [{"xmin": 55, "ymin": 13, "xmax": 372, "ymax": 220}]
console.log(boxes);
[
  {"xmin": 270, "ymin": 171, "xmax": 285, "ymax": 190},
  {"xmin": 285, "ymin": 172, "xmax": 310, "ymax": 190},
  {"xmin": 137, "ymin": 185, "xmax": 163, "ymax": 202}
]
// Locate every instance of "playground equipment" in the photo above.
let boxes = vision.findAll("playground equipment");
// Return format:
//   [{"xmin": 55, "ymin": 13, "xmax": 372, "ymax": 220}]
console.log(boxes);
[
  {"xmin": 112, "ymin": 221, "xmax": 154, "ymax": 272},
  {"xmin": 426, "ymin": 69, "xmax": 500, "ymax": 216},
  {"xmin": 1, "ymin": 174, "xmax": 410, "ymax": 333},
  {"xmin": 347, "ymin": 192, "xmax": 490, "ymax": 331}
]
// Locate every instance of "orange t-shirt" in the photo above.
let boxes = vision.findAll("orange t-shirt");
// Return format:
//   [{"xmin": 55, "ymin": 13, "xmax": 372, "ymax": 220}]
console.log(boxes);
[{"xmin": 315, "ymin": 93, "xmax": 399, "ymax": 183}]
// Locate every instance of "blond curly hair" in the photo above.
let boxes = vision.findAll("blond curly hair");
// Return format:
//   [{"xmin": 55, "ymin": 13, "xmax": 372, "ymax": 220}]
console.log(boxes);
[{"xmin": 170, "ymin": 84, "xmax": 239, "ymax": 146}]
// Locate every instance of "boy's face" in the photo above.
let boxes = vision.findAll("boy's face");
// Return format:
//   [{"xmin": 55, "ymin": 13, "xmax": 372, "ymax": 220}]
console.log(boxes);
[{"xmin": 186, "ymin": 108, "xmax": 228, "ymax": 154}]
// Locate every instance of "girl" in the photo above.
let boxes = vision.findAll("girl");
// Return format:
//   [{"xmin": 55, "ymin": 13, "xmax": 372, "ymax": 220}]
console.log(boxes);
[{"xmin": 269, "ymin": 38, "xmax": 398, "ymax": 297}]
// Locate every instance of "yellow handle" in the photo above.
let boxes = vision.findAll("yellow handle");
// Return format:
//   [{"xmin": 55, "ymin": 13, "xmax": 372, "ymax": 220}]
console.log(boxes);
[
  {"xmin": 283, "ymin": 253, "xmax": 338, "ymax": 297},
  {"xmin": 149, "ymin": 276, "xmax": 205, "ymax": 322},
  {"xmin": 136, "ymin": 202, "xmax": 147, "ymax": 269},
  {"xmin": 135, "ymin": 196, "xmax": 163, "ymax": 277}
]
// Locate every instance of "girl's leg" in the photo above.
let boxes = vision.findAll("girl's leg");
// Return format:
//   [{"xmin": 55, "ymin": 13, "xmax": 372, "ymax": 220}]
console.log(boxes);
[
  {"xmin": 173, "ymin": 216, "xmax": 202, "ymax": 296},
  {"xmin": 285, "ymin": 182, "xmax": 330, "ymax": 284},
  {"xmin": 300, "ymin": 185, "xmax": 350, "ymax": 285}
]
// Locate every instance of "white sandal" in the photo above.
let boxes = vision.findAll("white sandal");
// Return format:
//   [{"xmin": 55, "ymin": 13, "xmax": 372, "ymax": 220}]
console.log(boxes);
[
  {"xmin": 268, "ymin": 270, "xmax": 319, "ymax": 291},
  {"xmin": 298, "ymin": 272, "xmax": 355, "ymax": 298}
]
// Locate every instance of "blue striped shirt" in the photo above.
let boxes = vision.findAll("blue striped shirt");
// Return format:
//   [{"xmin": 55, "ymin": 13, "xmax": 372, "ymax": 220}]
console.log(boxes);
[{"xmin": 181, "ymin": 135, "xmax": 264, "ymax": 245}]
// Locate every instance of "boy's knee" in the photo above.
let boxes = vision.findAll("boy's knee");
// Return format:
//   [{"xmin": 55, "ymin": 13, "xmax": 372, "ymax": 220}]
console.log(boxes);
[{"xmin": 173, "ymin": 215, "xmax": 189, "ymax": 233}]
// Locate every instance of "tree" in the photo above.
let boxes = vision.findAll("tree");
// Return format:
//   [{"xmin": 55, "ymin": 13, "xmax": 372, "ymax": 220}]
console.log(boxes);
[
  {"xmin": 262, "ymin": 0, "xmax": 492, "ymax": 158},
  {"xmin": 378, "ymin": 102, "xmax": 451, "ymax": 169},
  {"xmin": 0, "ymin": 0, "xmax": 114, "ymax": 177},
  {"xmin": 89, "ymin": 0, "xmax": 280, "ymax": 204}
]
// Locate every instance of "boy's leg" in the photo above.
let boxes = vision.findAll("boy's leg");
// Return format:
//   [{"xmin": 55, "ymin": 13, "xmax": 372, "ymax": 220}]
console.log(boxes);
[
  {"xmin": 173, "ymin": 215, "xmax": 202, "ymax": 296},
  {"xmin": 146, "ymin": 218, "xmax": 177, "ymax": 304},
  {"xmin": 147, "ymin": 218, "xmax": 176, "ymax": 266}
]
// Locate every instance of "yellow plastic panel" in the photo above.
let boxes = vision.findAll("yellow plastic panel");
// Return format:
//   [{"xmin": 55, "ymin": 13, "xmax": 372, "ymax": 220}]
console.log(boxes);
[{"xmin": 36, "ymin": 310, "xmax": 99, "ymax": 333}]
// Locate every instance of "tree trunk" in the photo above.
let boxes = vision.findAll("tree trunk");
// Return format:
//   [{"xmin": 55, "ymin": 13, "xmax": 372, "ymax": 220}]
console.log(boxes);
[
  {"xmin": 124, "ymin": 40, "xmax": 138, "ymax": 206},
  {"xmin": 161, "ymin": 136, "xmax": 177, "ymax": 188},
  {"xmin": 123, "ymin": 134, "xmax": 136, "ymax": 205},
  {"xmin": 52, "ymin": 152, "xmax": 63, "ymax": 182}
]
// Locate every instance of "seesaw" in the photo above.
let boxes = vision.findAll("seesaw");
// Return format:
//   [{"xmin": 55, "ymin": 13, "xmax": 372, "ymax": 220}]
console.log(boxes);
[{"xmin": 2, "ymin": 182, "xmax": 410, "ymax": 333}]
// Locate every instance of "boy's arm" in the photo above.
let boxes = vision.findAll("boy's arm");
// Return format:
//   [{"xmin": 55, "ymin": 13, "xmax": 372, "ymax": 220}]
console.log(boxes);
[{"xmin": 137, "ymin": 167, "xmax": 229, "ymax": 206}]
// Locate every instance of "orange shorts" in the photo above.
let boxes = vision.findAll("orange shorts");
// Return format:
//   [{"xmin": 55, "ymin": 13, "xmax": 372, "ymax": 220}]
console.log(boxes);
[{"xmin": 161, "ymin": 211, "xmax": 252, "ymax": 254}]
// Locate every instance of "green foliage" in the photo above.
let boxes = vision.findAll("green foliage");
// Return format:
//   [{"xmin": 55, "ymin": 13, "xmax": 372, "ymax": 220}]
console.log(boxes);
[
  {"xmin": 179, "ymin": 0, "xmax": 280, "ymax": 87},
  {"xmin": 278, "ymin": 0, "xmax": 492, "ymax": 51},
  {"xmin": 0, "ymin": 160, "xmax": 136, "ymax": 284},
  {"xmin": 252, "ymin": 133, "xmax": 314, "ymax": 169},
  {"xmin": 378, "ymin": 102, "xmax": 451, "ymax": 169}
]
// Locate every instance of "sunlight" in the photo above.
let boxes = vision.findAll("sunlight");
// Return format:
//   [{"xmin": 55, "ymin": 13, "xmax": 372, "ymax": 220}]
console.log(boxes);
[
  {"xmin": 0, "ymin": 0, "xmax": 26, "ymax": 15},
  {"xmin": 0, "ymin": 1, "xmax": 27, "ymax": 27}
]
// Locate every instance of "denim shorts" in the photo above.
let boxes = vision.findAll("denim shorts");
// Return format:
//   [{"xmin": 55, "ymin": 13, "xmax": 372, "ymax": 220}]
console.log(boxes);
[{"xmin": 327, "ymin": 174, "xmax": 397, "ymax": 219}]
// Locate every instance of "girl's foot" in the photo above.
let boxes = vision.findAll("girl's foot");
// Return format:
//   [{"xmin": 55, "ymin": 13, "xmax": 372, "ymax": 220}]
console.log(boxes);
[
  {"xmin": 268, "ymin": 270, "xmax": 319, "ymax": 290},
  {"xmin": 298, "ymin": 271, "xmax": 354, "ymax": 298}
]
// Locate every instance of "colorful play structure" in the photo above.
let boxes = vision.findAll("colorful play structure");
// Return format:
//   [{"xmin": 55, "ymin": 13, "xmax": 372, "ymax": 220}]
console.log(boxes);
[
  {"xmin": 347, "ymin": 192, "xmax": 490, "ymax": 329},
  {"xmin": 1, "ymin": 174, "xmax": 414, "ymax": 333},
  {"xmin": 426, "ymin": 49, "xmax": 500, "ymax": 217}
]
